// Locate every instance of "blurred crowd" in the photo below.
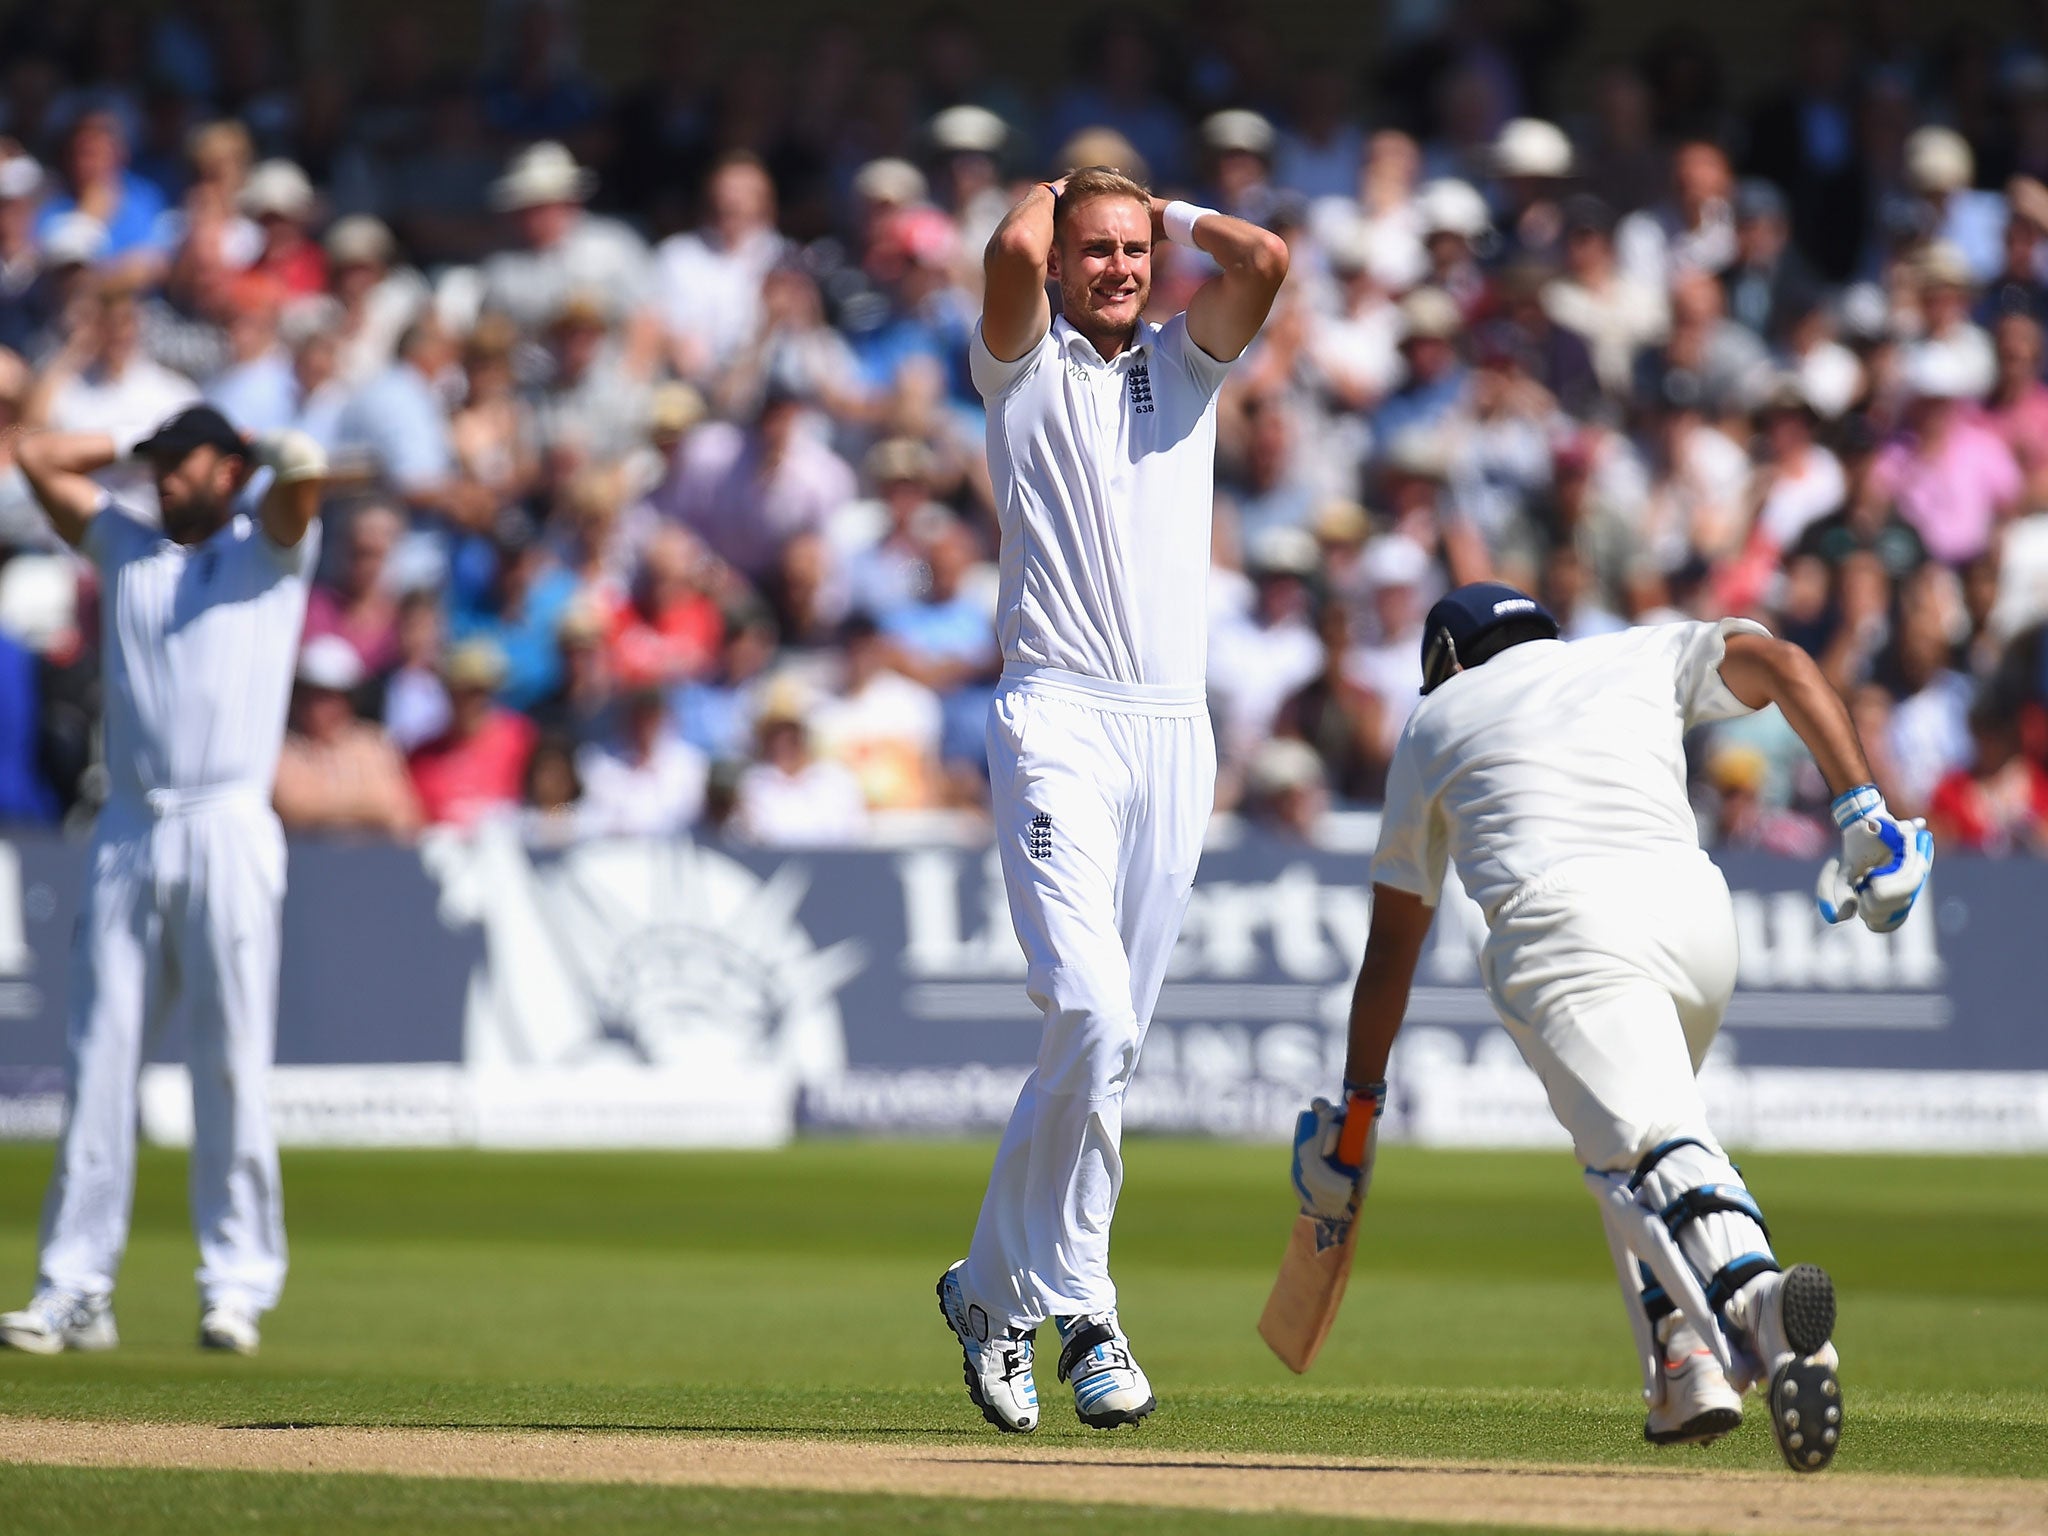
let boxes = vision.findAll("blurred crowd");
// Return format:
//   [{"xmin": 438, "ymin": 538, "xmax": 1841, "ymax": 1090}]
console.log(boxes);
[{"xmin": 0, "ymin": 0, "xmax": 2045, "ymax": 856}]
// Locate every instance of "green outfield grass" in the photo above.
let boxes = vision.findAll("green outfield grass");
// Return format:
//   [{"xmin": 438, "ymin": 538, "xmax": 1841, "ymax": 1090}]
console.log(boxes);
[{"xmin": 0, "ymin": 1140, "xmax": 2042, "ymax": 1531}]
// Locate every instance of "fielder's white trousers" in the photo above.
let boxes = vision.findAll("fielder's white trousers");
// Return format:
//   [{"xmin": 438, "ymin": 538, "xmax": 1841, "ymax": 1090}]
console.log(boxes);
[
  {"xmin": 1478, "ymin": 852, "xmax": 1740, "ymax": 1172},
  {"xmin": 37, "ymin": 792, "xmax": 289, "ymax": 1313},
  {"xmin": 963, "ymin": 667, "xmax": 1216, "ymax": 1328}
]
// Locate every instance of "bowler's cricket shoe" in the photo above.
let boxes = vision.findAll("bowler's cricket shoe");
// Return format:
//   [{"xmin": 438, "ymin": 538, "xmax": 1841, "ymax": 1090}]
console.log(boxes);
[
  {"xmin": 936, "ymin": 1261, "xmax": 1038, "ymax": 1433},
  {"xmin": 1643, "ymin": 1318, "xmax": 1743, "ymax": 1446},
  {"xmin": 1730, "ymin": 1263, "xmax": 1841, "ymax": 1472},
  {"xmin": 199, "ymin": 1304, "xmax": 261, "ymax": 1356},
  {"xmin": 1054, "ymin": 1311, "xmax": 1155, "ymax": 1429},
  {"xmin": 0, "ymin": 1290, "xmax": 117, "ymax": 1354}
]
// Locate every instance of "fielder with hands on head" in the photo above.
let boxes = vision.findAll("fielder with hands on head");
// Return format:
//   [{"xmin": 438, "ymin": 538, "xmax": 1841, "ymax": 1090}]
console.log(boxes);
[
  {"xmin": 937, "ymin": 169, "xmax": 1286, "ymax": 1431},
  {"xmin": 1291, "ymin": 586, "xmax": 1932, "ymax": 1471},
  {"xmin": 0, "ymin": 404, "xmax": 328, "ymax": 1358}
]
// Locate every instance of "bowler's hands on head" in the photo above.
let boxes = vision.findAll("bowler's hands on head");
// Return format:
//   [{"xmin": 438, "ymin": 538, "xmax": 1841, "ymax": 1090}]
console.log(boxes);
[{"xmin": 1815, "ymin": 785, "xmax": 1934, "ymax": 933}]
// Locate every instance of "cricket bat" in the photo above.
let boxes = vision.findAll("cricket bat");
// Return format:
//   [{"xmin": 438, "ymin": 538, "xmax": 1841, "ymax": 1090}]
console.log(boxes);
[{"xmin": 1257, "ymin": 1095, "xmax": 1377, "ymax": 1373}]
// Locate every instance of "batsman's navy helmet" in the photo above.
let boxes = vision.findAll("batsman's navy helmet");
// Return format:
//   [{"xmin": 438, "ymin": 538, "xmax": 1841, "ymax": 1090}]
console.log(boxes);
[{"xmin": 1419, "ymin": 581, "xmax": 1559, "ymax": 695}]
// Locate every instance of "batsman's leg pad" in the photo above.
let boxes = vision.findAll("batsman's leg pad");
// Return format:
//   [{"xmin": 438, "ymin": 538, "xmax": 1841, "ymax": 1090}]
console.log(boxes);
[
  {"xmin": 1629, "ymin": 1137, "xmax": 1780, "ymax": 1330},
  {"xmin": 1585, "ymin": 1165, "xmax": 1734, "ymax": 1382}
]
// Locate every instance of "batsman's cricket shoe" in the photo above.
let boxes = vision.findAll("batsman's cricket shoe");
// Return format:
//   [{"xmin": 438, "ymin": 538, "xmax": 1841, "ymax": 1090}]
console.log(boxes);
[
  {"xmin": 1054, "ymin": 1311, "xmax": 1155, "ymax": 1429},
  {"xmin": 0, "ymin": 1290, "xmax": 117, "ymax": 1354},
  {"xmin": 936, "ymin": 1261, "xmax": 1038, "ymax": 1433},
  {"xmin": 1643, "ymin": 1317, "xmax": 1743, "ymax": 1446},
  {"xmin": 1728, "ymin": 1263, "xmax": 1841, "ymax": 1473},
  {"xmin": 199, "ymin": 1304, "xmax": 261, "ymax": 1356}
]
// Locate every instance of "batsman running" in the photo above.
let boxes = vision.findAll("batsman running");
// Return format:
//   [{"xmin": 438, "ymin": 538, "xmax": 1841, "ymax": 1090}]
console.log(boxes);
[
  {"xmin": 0, "ymin": 405, "xmax": 327, "ymax": 1357},
  {"xmin": 937, "ymin": 167, "xmax": 1286, "ymax": 1431},
  {"xmin": 1279, "ymin": 585, "xmax": 1933, "ymax": 1472}
]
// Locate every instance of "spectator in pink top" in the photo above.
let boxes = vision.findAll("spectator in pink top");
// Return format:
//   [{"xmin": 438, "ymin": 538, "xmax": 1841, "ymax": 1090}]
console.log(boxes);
[
  {"xmin": 1985, "ymin": 312, "xmax": 2048, "ymax": 508},
  {"xmin": 1869, "ymin": 348, "xmax": 2021, "ymax": 567},
  {"xmin": 303, "ymin": 504, "xmax": 404, "ymax": 675}
]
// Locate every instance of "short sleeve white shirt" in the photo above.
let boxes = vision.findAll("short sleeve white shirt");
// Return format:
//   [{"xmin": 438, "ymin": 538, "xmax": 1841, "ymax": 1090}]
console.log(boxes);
[
  {"xmin": 972, "ymin": 311, "xmax": 1233, "ymax": 691},
  {"xmin": 88, "ymin": 499, "xmax": 319, "ymax": 812},
  {"xmin": 1370, "ymin": 618, "xmax": 1767, "ymax": 915}
]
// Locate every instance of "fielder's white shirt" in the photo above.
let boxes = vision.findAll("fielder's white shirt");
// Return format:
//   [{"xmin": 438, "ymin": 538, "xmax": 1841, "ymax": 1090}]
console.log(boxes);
[
  {"xmin": 1371, "ymin": 618, "xmax": 1768, "ymax": 918},
  {"xmin": 87, "ymin": 499, "xmax": 319, "ymax": 814},
  {"xmin": 971, "ymin": 312, "xmax": 1232, "ymax": 691}
]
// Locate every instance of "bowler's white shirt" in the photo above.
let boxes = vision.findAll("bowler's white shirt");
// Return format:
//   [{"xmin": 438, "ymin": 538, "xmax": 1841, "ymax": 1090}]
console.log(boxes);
[
  {"xmin": 1371, "ymin": 618, "xmax": 1767, "ymax": 918},
  {"xmin": 971, "ymin": 312, "xmax": 1232, "ymax": 691},
  {"xmin": 87, "ymin": 500, "xmax": 318, "ymax": 816}
]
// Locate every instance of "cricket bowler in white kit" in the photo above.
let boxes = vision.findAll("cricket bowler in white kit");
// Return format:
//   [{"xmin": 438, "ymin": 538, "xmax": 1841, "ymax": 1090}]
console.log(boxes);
[
  {"xmin": 937, "ymin": 167, "xmax": 1287, "ymax": 1432},
  {"xmin": 0, "ymin": 405, "xmax": 328, "ymax": 1357},
  {"xmin": 1287, "ymin": 582, "xmax": 1934, "ymax": 1473}
]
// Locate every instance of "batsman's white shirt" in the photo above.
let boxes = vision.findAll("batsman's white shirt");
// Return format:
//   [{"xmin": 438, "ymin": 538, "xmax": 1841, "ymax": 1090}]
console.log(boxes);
[
  {"xmin": 36, "ymin": 499, "xmax": 316, "ymax": 1315},
  {"xmin": 962, "ymin": 312, "xmax": 1232, "ymax": 1327},
  {"xmin": 1371, "ymin": 618, "xmax": 1770, "ymax": 1170},
  {"xmin": 971, "ymin": 313, "xmax": 1231, "ymax": 689}
]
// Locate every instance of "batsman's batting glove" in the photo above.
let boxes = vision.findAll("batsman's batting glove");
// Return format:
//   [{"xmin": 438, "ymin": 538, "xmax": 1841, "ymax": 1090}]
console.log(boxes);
[
  {"xmin": 1289, "ymin": 1080, "xmax": 1387, "ymax": 1236},
  {"xmin": 251, "ymin": 428, "xmax": 328, "ymax": 484},
  {"xmin": 1815, "ymin": 783, "xmax": 1935, "ymax": 933}
]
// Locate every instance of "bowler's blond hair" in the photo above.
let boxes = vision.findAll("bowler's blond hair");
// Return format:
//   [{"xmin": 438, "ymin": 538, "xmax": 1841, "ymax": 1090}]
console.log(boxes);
[{"xmin": 1053, "ymin": 166, "xmax": 1152, "ymax": 236}]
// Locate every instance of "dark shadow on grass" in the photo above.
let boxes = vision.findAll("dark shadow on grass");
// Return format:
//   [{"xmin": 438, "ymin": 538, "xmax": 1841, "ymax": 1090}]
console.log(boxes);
[{"xmin": 956, "ymin": 1458, "xmax": 1664, "ymax": 1481}]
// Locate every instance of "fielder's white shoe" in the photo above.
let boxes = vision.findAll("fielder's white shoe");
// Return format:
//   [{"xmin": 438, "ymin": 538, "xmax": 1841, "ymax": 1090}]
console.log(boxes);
[
  {"xmin": 198, "ymin": 1304, "xmax": 261, "ymax": 1356},
  {"xmin": 1727, "ymin": 1263, "xmax": 1841, "ymax": 1473},
  {"xmin": 1054, "ymin": 1311, "xmax": 1155, "ymax": 1429},
  {"xmin": 0, "ymin": 1290, "xmax": 117, "ymax": 1354},
  {"xmin": 936, "ymin": 1261, "xmax": 1038, "ymax": 1433},
  {"xmin": 1643, "ymin": 1317, "xmax": 1743, "ymax": 1446}
]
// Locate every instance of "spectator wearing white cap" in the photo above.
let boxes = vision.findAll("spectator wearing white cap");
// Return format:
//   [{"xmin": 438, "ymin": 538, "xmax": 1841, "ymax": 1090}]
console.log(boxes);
[
  {"xmin": 1209, "ymin": 525, "xmax": 1327, "ymax": 768},
  {"xmin": 1489, "ymin": 117, "xmax": 1574, "ymax": 267},
  {"xmin": 654, "ymin": 151, "xmax": 788, "ymax": 382},
  {"xmin": 1201, "ymin": 109, "xmax": 1279, "ymax": 226},
  {"xmin": 1868, "ymin": 346, "xmax": 2022, "ymax": 568},
  {"xmin": 1343, "ymin": 532, "xmax": 1433, "ymax": 752},
  {"xmin": 1372, "ymin": 286, "xmax": 1470, "ymax": 447},
  {"xmin": 1901, "ymin": 242, "xmax": 1995, "ymax": 402},
  {"xmin": 1902, "ymin": 126, "xmax": 2006, "ymax": 285},
  {"xmin": 928, "ymin": 105, "xmax": 1013, "ymax": 257},
  {"xmin": 313, "ymin": 215, "xmax": 428, "ymax": 387},
  {"xmin": 239, "ymin": 159, "xmax": 325, "ymax": 299},
  {"xmin": 0, "ymin": 157, "xmax": 52, "ymax": 354},
  {"xmin": 1239, "ymin": 735, "xmax": 1330, "ymax": 840},
  {"xmin": 1304, "ymin": 219, "xmax": 1408, "ymax": 413},
  {"xmin": 273, "ymin": 635, "xmax": 424, "ymax": 840},
  {"xmin": 479, "ymin": 140, "xmax": 653, "ymax": 334},
  {"xmin": 1415, "ymin": 178, "xmax": 1491, "ymax": 319}
]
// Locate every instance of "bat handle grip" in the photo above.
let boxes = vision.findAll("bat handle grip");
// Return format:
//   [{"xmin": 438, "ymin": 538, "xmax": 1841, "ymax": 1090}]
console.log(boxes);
[{"xmin": 1335, "ymin": 1090, "xmax": 1378, "ymax": 1167}]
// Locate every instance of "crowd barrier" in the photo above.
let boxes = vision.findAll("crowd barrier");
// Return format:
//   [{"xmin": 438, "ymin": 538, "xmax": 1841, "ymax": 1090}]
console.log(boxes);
[{"xmin": 0, "ymin": 826, "xmax": 2040, "ymax": 1151}]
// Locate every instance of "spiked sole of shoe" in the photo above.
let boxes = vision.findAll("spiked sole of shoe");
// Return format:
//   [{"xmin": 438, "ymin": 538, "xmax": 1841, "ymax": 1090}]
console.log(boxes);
[
  {"xmin": 935, "ymin": 1273, "xmax": 1037, "ymax": 1435},
  {"xmin": 1645, "ymin": 1406, "xmax": 1743, "ymax": 1446},
  {"xmin": 1076, "ymin": 1392, "xmax": 1156, "ymax": 1430},
  {"xmin": 1772, "ymin": 1264, "xmax": 1842, "ymax": 1473}
]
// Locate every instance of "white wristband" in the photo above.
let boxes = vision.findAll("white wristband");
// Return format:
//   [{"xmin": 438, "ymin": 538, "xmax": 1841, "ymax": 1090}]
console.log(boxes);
[{"xmin": 1163, "ymin": 200, "xmax": 1217, "ymax": 248}]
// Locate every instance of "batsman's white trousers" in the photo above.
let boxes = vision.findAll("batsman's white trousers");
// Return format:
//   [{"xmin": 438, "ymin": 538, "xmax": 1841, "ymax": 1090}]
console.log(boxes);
[
  {"xmin": 1478, "ymin": 852, "xmax": 1740, "ymax": 1172},
  {"xmin": 38, "ymin": 790, "xmax": 289, "ymax": 1312},
  {"xmin": 963, "ymin": 666, "xmax": 1215, "ymax": 1327}
]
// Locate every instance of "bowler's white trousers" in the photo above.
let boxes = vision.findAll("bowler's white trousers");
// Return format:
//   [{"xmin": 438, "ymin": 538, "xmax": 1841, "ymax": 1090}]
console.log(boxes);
[
  {"xmin": 1477, "ymin": 852, "xmax": 1740, "ymax": 1172},
  {"xmin": 963, "ymin": 666, "xmax": 1216, "ymax": 1327},
  {"xmin": 38, "ymin": 789, "xmax": 289, "ymax": 1313}
]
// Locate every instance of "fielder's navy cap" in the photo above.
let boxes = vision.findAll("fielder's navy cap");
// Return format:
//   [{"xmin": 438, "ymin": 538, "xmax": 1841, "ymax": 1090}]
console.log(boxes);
[
  {"xmin": 1419, "ymin": 581, "xmax": 1559, "ymax": 695},
  {"xmin": 133, "ymin": 405, "xmax": 246, "ymax": 460}
]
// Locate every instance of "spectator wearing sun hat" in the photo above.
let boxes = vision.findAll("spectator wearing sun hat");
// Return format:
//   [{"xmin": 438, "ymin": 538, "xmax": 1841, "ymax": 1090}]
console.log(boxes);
[{"xmin": 479, "ymin": 141, "xmax": 652, "ymax": 333}]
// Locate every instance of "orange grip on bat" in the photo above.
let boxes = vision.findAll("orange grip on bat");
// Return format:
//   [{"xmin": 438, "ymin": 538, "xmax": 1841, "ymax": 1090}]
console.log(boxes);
[{"xmin": 1335, "ymin": 1092, "xmax": 1377, "ymax": 1167}]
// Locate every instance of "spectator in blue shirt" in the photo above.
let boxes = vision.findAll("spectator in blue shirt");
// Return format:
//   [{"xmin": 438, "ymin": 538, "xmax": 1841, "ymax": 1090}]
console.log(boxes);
[
  {"xmin": 0, "ymin": 630, "xmax": 57, "ymax": 826},
  {"xmin": 877, "ymin": 520, "xmax": 997, "ymax": 782},
  {"xmin": 447, "ymin": 511, "xmax": 581, "ymax": 714},
  {"xmin": 34, "ymin": 112, "xmax": 167, "ymax": 268}
]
